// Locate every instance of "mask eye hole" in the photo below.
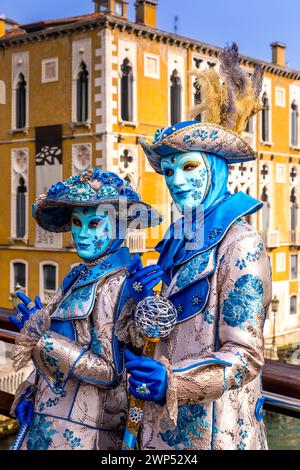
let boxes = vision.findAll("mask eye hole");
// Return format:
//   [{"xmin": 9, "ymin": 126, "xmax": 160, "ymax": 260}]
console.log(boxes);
[
  {"xmin": 71, "ymin": 216, "xmax": 81, "ymax": 227},
  {"xmin": 89, "ymin": 219, "xmax": 105, "ymax": 229},
  {"xmin": 183, "ymin": 161, "xmax": 200, "ymax": 172},
  {"xmin": 163, "ymin": 168, "xmax": 174, "ymax": 177}
]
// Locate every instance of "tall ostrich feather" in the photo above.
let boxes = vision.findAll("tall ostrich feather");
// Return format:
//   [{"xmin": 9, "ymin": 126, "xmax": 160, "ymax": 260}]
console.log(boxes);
[{"xmin": 190, "ymin": 43, "xmax": 264, "ymax": 135}]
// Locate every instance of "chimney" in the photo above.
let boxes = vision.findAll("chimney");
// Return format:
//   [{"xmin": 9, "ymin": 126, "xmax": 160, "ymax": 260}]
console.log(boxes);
[
  {"xmin": 0, "ymin": 15, "xmax": 19, "ymax": 38},
  {"xmin": 93, "ymin": 1, "xmax": 128, "ymax": 18},
  {"xmin": 271, "ymin": 42, "xmax": 286, "ymax": 67},
  {"xmin": 136, "ymin": 0, "xmax": 158, "ymax": 28}
]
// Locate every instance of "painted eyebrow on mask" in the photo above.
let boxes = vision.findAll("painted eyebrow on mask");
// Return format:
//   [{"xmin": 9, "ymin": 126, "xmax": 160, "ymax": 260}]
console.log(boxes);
[{"xmin": 72, "ymin": 210, "xmax": 107, "ymax": 219}]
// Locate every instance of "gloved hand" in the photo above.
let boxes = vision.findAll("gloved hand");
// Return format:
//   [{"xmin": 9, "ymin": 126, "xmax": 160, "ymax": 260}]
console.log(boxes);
[
  {"xmin": 126, "ymin": 254, "xmax": 164, "ymax": 302},
  {"xmin": 15, "ymin": 388, "xmax": 34, "ymax": 426},
  {"xmin": 9, "ymin": 292, "xmax": 43, "ymax": 331},
  {"xmin": 125, "ymin": 349, "xmax": 168, "ymax": 405}
]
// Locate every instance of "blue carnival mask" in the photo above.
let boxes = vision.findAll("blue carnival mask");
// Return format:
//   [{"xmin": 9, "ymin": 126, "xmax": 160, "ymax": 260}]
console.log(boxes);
[
  {"xmin": 71, "ymin": 206, "xmax": 113, "ymax": 261},
  {"xmin": 161, "ymin": 152, "xmax": 211, "ymax": 211}
]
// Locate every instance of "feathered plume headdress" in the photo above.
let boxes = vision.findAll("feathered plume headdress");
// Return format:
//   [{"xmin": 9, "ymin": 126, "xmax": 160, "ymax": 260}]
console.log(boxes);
[{"xmin": 190, "ymin": 42, "xmax": 264, "ymax": 135}]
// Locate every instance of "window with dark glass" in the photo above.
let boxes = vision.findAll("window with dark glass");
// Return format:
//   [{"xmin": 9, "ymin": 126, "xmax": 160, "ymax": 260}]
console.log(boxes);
[
  {"xmin": 245, "ymin": 117, "xmax": 254, "ymax": 133},
  {"xmin": 290, "ymin": 295, "xmax": 297, "ymax": 315},
  {"xmin": 43, "ymin": 264, "xmax": 57, "ymax": 292},
  {"xmin": 261, "ymin": 92, "xmax": 270, "ymax": 142},
  {"xmin": 16, "ymin": 73, "xmax": 26, "ymax": 129},
  {"xmin": 291, "ymin": 254, "xmax": 298, "ymax": 280},
  {"xmin": 290, "ymin": 188, "xmax": 298, "ymax": 231},
  {"xmin": 291, "ymin": 100, "xmax": 299, "ymax": 147},
  {"xmin": 170, "ymin": 69, "xmax": 182, "ymax": 125},
  {"xmin": 97, "ymin": 1, "xmax": 108, "ymax": 12},
  {"xmin": 261, "ymin": 186, "xmax": 270, "ymax": 231},
  {"xmin": 121, "ymin": 58, "xmax": 134, "ymax": 122},
  {"xmin": 13, "ymin": 262, "xmax": 26, "ymax": 291},
  {"xmin": 16, "ymin": 176, "xmax": 26, "ymax": 238},
  {"xmin": 193, "ymin": 80, "xmax": 201, "ymax": 122},
  {"xmin": 77, "ymin": 61, "xmax": 89, "ymax": 123}
]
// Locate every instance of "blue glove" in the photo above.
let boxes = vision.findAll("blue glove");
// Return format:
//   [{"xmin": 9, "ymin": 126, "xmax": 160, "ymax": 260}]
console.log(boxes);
[
  {"xmin": 126, "ymin": 254, "xmax": 164, "ymax": 302},
  {"xmin": 125, "ymin": 349, "xmax": 168, "ymax": 405},
  {"xmin": 15, "ymin": 388, "xmax": 34, "ymax": 426},
  {"xmin": 9, "ymin": 292, "xmax": 43, "ymax": 331}
]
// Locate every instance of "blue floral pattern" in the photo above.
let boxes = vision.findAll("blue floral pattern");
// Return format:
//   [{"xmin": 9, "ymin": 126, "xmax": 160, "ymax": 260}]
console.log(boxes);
[
  {"xmin": 59, "ymin": 284, "xmax": 93, "ymax": 314},
  {"xmin": 222, "ymin": 274, "xmax": 264, "ymax": 328},
  {"xmin": 236, "ymin": 418, "xmax": 248, "ymax": 451},
  {"xmin": 176, "ymin": 251, "xmax": 211, "ymax": 289},
  {"xmin": 39, "ymin": 391, "xmax": 67, "ymax": 412},
  {"xmin": 27, "ymin": 414, "xmax": 58, "ymax": 450},
  {"xmin": 90, "ymin": 328, "xmax": 103, "ymax": 357},
  {"xmin": 235, "ymin": 243, "xmax": 264, "ymax": 270},
  {"xmin": 203, "ymin": 307, "xmax": 214, "ymax": 324},
  {"xmin": 63, "ymin": 429, "xmax": 82, "ymax": 449},
  {"xmin": 160, "ymin": 404, "xmax": 210, "ymax": 450}
]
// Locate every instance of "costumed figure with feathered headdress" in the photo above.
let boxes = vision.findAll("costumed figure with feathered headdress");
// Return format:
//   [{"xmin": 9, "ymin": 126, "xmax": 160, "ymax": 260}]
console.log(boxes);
[{"xmin": 124, "ymin": 43, "xmax": 272, "ymax": 450}]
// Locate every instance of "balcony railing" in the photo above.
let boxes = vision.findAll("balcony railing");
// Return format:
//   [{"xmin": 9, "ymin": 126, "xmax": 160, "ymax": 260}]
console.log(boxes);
[
  {"xmin": 261, "ymin": 230, "xmax": 280, "ymax": 249},
  {"xmin": 125, "ymin": 229, "xmax": 146, "ymax": 253},
  {"xmin": 289, "ymin": 230, "xmax": 300, "ymax": 246}
]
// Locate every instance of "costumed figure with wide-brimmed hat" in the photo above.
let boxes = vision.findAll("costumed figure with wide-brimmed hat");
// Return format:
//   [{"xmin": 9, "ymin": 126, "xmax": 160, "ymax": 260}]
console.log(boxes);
[
  {"xmin": 9, "ymin": 168, "xmax": 162, "ymax": 450},
  {"xmin": 124, "ymin": 43, "xmax": 272, "ymax": 450}
]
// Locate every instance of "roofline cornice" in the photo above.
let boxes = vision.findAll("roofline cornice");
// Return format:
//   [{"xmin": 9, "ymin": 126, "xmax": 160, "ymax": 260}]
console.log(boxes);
[{"xmin": 1, "ymin": 14, "xmax": 300, "ymax": 80}]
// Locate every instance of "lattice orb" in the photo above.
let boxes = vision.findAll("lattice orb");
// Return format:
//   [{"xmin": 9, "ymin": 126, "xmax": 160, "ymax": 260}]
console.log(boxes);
[{"xmin": 134, "ymin": 295, "xmax": 178, "ymax": 339}]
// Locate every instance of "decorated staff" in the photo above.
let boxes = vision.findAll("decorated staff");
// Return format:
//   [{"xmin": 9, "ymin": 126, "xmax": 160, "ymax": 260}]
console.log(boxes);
[{"xmin": 122, "ymin": 295, "xmax": 177, "ymax": 451}]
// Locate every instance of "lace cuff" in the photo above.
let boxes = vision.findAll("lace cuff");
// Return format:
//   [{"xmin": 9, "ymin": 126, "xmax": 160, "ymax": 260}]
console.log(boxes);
[
  {"xmin": 12, "ymin": 309, "xmax": 51, "ymax": 371},
  {"xmin": 115, "ymin": 298, "xmax": 144, "ymax": 349},
  {"xmin": 143, "ymin": 356, "xmax": 178, "ymax": 433}
]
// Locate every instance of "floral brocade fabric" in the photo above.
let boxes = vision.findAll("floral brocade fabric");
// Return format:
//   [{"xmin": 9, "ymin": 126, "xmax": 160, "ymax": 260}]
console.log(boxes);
[
  {"xmin": 142, "ymin": 220, "xmax": 272, "ymax": 450},
  {"xmin": 14, "ymin": 270, "xmax": 131, "ymax": 450}
]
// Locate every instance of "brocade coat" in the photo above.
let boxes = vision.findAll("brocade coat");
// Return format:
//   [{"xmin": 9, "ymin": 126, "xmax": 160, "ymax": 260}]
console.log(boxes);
[
  {"xmin": 142, "ymin": 218, "xmax": 272, "ymax": 450},
  {"xmin": 12, "ymin": 250, "xmax": 135, "ymax": 451}
]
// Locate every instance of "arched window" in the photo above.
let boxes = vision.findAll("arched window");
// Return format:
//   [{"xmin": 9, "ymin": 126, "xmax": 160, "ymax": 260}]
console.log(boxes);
[
  {"xmin": 121, "ymin": 58, "xmax": 134, "ymax": 122},
  {"xmin": 245, "ymin": 188, "xmax": 252, "ymax": 224},
  {"xmin": 261, "ymin": 92, "xmax": 270, "ymax": 143},
  {"xmin": 16, "ymin": 73, "xmax": 26, "ymax": 129},
  {"xmin": 77, "ymin": 61, "xmax": 89, "ymax": 123},
  {"xmin": 261, "ymin": 186, "xmax": 270, "ymax": 231},
  {"xmin": 193, "ymin": 81, "xmax": 201, "ymax": 122},
  {"xmin": 41, "ymin": 263, "xmax": 58, "ymax": 303},
  {"xmin": 170, "ymin": 69, "xmax": 182, "ymax": 125},
  {"xmin": 290, "ymin": 295, "xmax": 297, "ymax": 315},
  {"xmin": 12, "ymin": 262, "xmax": 26, "ymax": 293},
  {"xmin": 290, "ymin": 188, "xmax": 298, "ymax": 231},
  {"xmin": 16, "ymin": 176, "xmax": 27, "ymax": 238},
  {"xmin": 291, "ymin": 100, "xmax": 299, "ymax": 147}
]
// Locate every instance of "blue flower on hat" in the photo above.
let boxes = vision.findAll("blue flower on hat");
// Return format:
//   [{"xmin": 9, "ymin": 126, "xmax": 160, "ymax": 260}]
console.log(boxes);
[
  {"xmin": 97, "ymin": 185, "xmax": 118, "ymax": 199},
  {"xmin": 68, "ymin": 183, "xmax": 97, "ymax": 201},
  {"xmin": 48, "ymin": 182, "xmax": 68, "ymax": 198},
  {"xmin": 119, "ymin": 186, "xmax": 140, "ymax": 201},
  {"xmin": 100, "ymin": 172, "xmax": 123, "ymax": 187}
]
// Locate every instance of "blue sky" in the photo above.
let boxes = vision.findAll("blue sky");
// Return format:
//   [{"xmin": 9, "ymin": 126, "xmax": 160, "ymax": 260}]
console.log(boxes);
[{"xmin": 1, "ymin": 0, "xmax": 300, "ymax": 69}]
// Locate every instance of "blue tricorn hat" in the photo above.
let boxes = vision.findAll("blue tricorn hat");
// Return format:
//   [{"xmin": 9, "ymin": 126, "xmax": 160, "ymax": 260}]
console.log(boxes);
[
  {"xmin": 33, "ymin": 168, "xmax": 162, "ymax": 233},
  {"xmin": 139, "ymin": 120, "xmax": 257, "ymax": 175}
]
